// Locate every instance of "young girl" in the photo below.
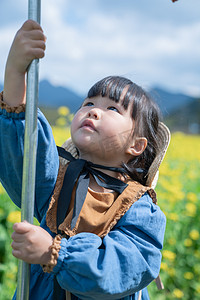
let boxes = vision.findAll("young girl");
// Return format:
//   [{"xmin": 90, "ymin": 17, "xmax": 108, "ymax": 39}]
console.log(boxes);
[{"xmin": 0, "ymin": 20, "xmax": 170, "ymax": 300}]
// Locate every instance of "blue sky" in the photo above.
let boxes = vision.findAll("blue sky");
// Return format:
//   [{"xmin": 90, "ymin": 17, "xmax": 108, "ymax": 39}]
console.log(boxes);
[{"xmin": 0, "ymin": 0, "xmax": 200, "ymax": 96}]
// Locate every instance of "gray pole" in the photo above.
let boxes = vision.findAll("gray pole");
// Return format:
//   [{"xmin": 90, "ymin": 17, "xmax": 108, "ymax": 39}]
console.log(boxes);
[{"xmin": 16, "ymin": 1, "xmax": 41, "ymax": 299}]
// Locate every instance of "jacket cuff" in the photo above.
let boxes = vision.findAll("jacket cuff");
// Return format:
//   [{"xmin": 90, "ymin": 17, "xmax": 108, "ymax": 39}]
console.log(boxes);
[
  {"xmin": 0, "ymin": 91, "xmax": 26, "ymax": 113},
  {"xmin": 42, "ymin": 234, "xmax": 62, "ymax": 273}
]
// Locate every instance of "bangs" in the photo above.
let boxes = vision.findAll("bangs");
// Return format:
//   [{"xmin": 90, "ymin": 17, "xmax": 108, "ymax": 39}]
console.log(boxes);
[
  {"xmin": 87, "ymin": 76, "xmax": 133, "ymax": 110},
  {"xmin": 87, "ymin": 76, "xmax": 150, "ymax": 121}
]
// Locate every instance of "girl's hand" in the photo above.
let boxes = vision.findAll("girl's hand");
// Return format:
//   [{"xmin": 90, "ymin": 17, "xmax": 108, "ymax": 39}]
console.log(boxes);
[
  {"xmin": 11, "ymin": 221, "xmax": 53, "ymax": 265},
  {"xmin": 6, "ymin": 19, "xmax": 46, "ymax": 75},
  {"xmin": 3, "ymin": 20, "xmax": 46, "ymax": 106}
]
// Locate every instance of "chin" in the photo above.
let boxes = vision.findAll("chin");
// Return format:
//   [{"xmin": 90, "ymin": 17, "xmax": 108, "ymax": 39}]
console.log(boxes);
[{"xmin": 72, "ymin": 136, "xmax": 97, "ymax": 154}]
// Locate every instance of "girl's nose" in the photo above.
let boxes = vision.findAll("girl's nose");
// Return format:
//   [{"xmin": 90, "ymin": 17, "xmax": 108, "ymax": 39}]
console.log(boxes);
[{"xmin": 88, "ymin": 108, "xmax": 100, "ymax": 119}]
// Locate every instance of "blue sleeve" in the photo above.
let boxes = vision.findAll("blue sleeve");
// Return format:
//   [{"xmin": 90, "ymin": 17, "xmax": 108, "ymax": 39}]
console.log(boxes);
[
  {"xmin": 53, "ymin": 194, "xmax": 166, "ymax": 300},
  {"xmin": 0, "ymin": 107, "xmax": 59, "ymax": 222}
]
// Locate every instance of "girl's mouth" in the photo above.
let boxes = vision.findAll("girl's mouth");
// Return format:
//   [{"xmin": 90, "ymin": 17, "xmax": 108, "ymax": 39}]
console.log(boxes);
[{"xmin": 81, "ymin": 119, "xmax": 96, "ymax": 131}]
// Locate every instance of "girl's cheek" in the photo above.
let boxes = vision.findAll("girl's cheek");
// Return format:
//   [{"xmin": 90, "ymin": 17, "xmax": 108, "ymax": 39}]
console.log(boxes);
[
  {"xmin": 71, "ymin": 112, "xmax": 81, "ymax": 127},
  {"xmin": 71, "ymin": 111, "xmax": 84, "ymax": 137},
  {"xmin": 70, "ymin": 117, "xmax": 78, "ymax": 137}
]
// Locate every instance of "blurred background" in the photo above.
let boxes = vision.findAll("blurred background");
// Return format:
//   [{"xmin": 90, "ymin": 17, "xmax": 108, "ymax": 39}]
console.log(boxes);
[{"xmin": 0, "ymin": 0, "xmax": 200, "ymax": 299}]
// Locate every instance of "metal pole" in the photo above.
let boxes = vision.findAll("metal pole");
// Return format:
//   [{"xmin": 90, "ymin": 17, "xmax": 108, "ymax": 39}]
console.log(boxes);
[{"xmin": 16, "ymin": 1, "xmax": 41, "ymax": 299}]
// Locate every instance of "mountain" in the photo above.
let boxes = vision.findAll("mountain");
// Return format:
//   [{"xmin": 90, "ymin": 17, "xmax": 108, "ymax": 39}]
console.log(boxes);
[
  {"xmin": 164, "ymin": 98, "xmax": 200, "ymax": 134},
  {"xmin": 0, "ymin": 80, "xmax": 84, "ymax": 113},
  {"xmin": 39, "ymin": 80, "xmax": 83, "ymax": 112},
  {"xmin": 1, "ymin": 81, "xmax": 196, "ymax": 115},
  {"xmin": 1, "ymin": 80, "xmax": 199, "ymax": 133},
  {"xmin": 149, "ymin": 87, "xmax": 195, "ymax": 117}
]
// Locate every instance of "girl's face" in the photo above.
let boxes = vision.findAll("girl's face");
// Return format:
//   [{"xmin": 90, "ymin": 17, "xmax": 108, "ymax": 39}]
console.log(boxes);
[{"xmin": 71, "ymin": 95, "xmax": 136, "ymax": 166}]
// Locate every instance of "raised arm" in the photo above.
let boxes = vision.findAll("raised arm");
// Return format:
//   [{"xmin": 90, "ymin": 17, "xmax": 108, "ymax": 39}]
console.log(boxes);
[{"xmin": 0, "ymin": 21, "xmax": 59, "ymax": 222}]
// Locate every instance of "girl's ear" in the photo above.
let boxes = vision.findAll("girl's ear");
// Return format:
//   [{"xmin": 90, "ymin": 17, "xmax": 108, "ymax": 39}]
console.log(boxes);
[{"xmin": 126, "ymin": 137, "xmax": 147, "ymax": 157}]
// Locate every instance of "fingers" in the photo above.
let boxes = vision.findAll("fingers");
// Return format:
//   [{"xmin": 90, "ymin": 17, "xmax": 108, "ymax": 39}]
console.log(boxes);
[
  {"xmin": 11, "ymin": 240, "xmax": 23, "ymax": 251},
  {"xmin": 13, "ymin": 221, "xmax": 31, "ymax": 234},
  {"xmin": 11, "ymin": 222, "xmax": 53, "ymax": 264},
  {"xmin": 22, "ymin": 22, "xmax": 46, "ymax": 40},
  {"xmin": 17, "ymin": 19, "xmax": 46, "ymax": 47},
  {"xmin": 17, "ymin": 24, "xmax": 46, "ymax": 43},
  {"xmin": 21, "ymin": 19, "xmax": 43, "ymax": 32},
  {"xmin": 11, "ymin": 231, "xmax": 26, "ymax": 242},
  {"xmin": 27, "ymin": 41, "xmax": 46, "ymax": 59},
  {"xmin": 18, "ymin": 23, "xmax": 46, "ymax": 60},
  {"xmin": 8, "ymin": 19, "xmax": 46, "ymax": 73},
  {"xmin": 11, "ymin": 236, "xmax": 24, "ymax": 259},
  {"xmin": 25, "ymin": 29, "xmax": 46, "ymax": 42},
  {"xmin": 12, "ymin": 249, "xmax": 22, "ymax": 259},
  {"xmin": 26, "ymin": 20, "xmax": 46, "ymax": 43},
  {"xmin": 11, "ymin": 222, "xmax": 33, "ymax": 261},
  {"xmin": 11, "ymin": 244, "xmax": 29, "ymax": 263}
]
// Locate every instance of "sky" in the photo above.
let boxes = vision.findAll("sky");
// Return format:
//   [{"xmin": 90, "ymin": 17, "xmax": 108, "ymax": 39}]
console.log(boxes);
[{"xmin": 0, "ymin": 0, "xmax": 200, "ymax": 97}]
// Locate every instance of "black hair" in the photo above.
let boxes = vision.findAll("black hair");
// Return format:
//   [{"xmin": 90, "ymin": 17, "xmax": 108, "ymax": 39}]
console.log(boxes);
[{"xmin": 87, "ymin": 76, "xmax": 161, "ymax": 185}]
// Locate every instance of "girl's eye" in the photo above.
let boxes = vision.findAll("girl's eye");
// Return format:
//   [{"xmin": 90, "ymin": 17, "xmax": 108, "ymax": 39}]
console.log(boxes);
[
  {"xmin": 84, "ymin": 102, "xmax": 94, "ymax": 107},
  {"xmin": 107, "ymin": 106, "xmax": 120, "ymax": 113}
]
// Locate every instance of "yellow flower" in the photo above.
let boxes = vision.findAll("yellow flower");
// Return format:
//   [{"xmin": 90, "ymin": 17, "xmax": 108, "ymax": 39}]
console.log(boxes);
[
  {"xmin": 167, "ymin": 268, "xmax": 175, "ymax": 277},
  {"xmin": 187, "ymin": 192, "xmax": 198, "ymax": 203},
  {"xmin": 7, "ymin": 211, "xmax": 21, "ymax": 223},
  {"xmin": 195, "ymin": 284, "xmax": 200, "ymax": 294},
  {"xmin": 56, "ymin": 117, "xmax": 67, "ymax": 127},
  {"xmin": 168, "ymin": 237, "xmax": 176, "ymax": 245},
  {"xmin": 6, "ymin": 270, "xmax": 17, "ymax": 280},
  {"xmin": 184, "ymin": 238, "xmax": 193, "ymax": 247},
  {"xmin": 168, "ymin": 213, "xmax": 179, "ymax": 221},
  {"xmin": 160, "ymin": 262, "xmax": 168, "ymax": 271},
  {"xmin": 52, "ymin": 126, "xmax": 71, "ymax": 145},
  {"xmin": 172, "ymin": 288, "xmax": 184, "ymax": 298},
  {"xmin": 189, "ymin": 229, "xmax": 199, "ymax": 241},
  {"xmin": 58, "ymin": 106, "xmax": 69, "ymax": 116},
  {"xmin": 184, "ymin": 272, "xmax": 194, "ymax": 280},
  {"xmin": 162, "ymin": 250, "xmax": 176, "ymax": 261},
  {"xmin": 185, "ymin": 203, "xmax": 196, "ymax": 217}
]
